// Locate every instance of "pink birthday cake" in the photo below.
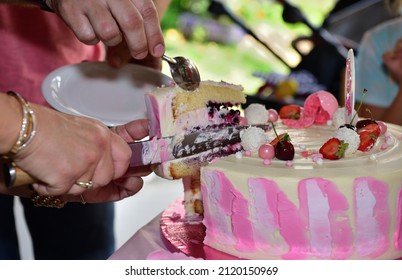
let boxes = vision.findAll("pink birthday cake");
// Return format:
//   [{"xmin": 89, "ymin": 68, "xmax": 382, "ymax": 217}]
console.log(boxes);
[
  {"xmin": 145, "ymin": 80, "xmax": 402, "ymax": 259},
  {"xmin": 200, "ymin": 92, "xmax": 402, "ymax": 260}
]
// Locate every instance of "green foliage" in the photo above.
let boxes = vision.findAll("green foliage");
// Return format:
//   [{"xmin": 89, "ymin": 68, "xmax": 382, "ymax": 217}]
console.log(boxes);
[{"xmin": 161, "ymin": 0, "xmax": 336, "ymax": 94}]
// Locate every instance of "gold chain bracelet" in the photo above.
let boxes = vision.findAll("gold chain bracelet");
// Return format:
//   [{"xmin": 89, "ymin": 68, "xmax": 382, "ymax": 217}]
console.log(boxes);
[
  {"xmin": 31, "ymin": 192, "xmax": 66, "ymax": 208},
  {"xmin": 2, "ymin": 91, "xmax": 37, "ymax": 159}
]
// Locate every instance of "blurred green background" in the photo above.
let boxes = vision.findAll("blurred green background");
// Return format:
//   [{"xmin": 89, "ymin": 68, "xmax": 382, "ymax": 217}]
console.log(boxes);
[{"xmin": 160, "ymin": 0, "xmax": 337, "ymax": 95}]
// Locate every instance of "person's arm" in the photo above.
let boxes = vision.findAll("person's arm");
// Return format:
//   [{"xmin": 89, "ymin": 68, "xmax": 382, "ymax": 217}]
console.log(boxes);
[
  {"xmin": 378, "ymin": 39, "xmax": 402, "ymax": 125},
  {"xmin": 0, "ymin": 110, "xmax": 152, "ymax": 203},
  {"xmin": 0, "ymin": 92, "xmax": 24, "ymax": 155},
  {"xmin": 360, "ymin": 38, "xmax": 402, "ymax": 125},
  {"xmin": 0, "ymin": 91, "xmax": 132, "ymax": 197},
  {"xmin": 1, "ymin": 0, "xmax": 166, "ymax": 60}
]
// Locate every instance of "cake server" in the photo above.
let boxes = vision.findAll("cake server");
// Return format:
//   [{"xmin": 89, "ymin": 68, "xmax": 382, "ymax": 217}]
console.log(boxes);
[
  {"xmin": 2, "ymin": 124, "xmax": 271, "ymax": 187},
  {"xmin": 162, "ymin": 55, "xmax": 201, "ymax": 91}
]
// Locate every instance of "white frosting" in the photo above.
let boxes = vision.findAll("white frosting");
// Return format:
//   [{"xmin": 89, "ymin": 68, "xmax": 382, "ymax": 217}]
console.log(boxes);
[
  {"xmin": 332, "ymin": 107, "xmax": 358, "ymax": 128},
  {"xmin": 333, "ymin": 126, "xmax": 360, "ymax": 155},
  {"xmin": 240, "ymin": 127, "xmax": 269, "ymax": 152},
  {"xmin": 244, "ymin": 104, "xmax": 268, "ymax": 124}
]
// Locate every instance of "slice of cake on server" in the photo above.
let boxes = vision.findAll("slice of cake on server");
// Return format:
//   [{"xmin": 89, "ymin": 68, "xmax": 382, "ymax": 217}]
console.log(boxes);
[{"xmin": 144, "ymin": 80, "xmax": 260, "ymax": 215}]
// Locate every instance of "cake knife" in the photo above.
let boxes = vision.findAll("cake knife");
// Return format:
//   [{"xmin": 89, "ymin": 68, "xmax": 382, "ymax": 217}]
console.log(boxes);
[
  {"xmin": 2, "ymin": 124, "xmax": 271, "ymax": 187},
  {"xmin": 344, "ymin": 49, "xmax": 355, "ymax": 124}
]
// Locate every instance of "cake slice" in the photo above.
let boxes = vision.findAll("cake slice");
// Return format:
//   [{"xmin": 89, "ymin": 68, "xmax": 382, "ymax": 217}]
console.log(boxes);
[{"xmin": 145, "ymin": 80, "xmax": 247, "ymax": 180}]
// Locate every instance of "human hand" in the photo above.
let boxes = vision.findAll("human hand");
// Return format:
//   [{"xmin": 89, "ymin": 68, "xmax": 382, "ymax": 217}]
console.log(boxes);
[
  {"xmin": 64, "ymin": 119, "xmax": 154, "ymax": 203},
  {"xmin": 13, "ymin": 104, "xmax": 131, "ymax": 196},
  {"xmin": 383, "ymin": 38, "xmax": 402, "ymax": 86},
  {"xmin": 106, "ymin": 41, "xmax": 163, "ymax": 69},
  {"xmin": 47, "ymin": 0, "xmax": 165, "ymax": 60}
]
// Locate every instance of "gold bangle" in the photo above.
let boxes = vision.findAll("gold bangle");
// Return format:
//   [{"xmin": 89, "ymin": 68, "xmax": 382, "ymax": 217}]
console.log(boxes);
[{"xmin": 2, "ymin": 91, "xmax": 37, "ymax": 159}]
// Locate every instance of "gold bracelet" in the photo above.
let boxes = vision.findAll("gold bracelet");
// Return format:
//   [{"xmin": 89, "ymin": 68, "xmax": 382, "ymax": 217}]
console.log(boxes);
[
  {"xmin": 31, "ymin": 190, "xmax": 66, "ymax": 209},
  {"xmin": 2, "ymin": 91, "xmax": 37, "ymax": 159}
]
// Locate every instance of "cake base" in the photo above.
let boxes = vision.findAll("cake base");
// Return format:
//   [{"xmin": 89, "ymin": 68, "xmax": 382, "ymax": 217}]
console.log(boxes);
[
  {"xmin": 161, "ymin": 198, "xmax": 402, "ymax": 260},
  {"xmin": 160, "ymin": 197, "xmax": 241, "ymax": 260}
]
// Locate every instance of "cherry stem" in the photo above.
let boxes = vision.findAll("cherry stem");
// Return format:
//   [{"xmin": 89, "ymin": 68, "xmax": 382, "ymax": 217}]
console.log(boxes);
[
  {"xmin": 365, "ymin": 108, "xmax": 374, "ymax": 119},
  {"xmin": 270, "ymin": 121, "xmax": 282, "ymax": 144},
  {"xmin": 350, "ymin": 88, "xmax": 367, "ymax": 124}
]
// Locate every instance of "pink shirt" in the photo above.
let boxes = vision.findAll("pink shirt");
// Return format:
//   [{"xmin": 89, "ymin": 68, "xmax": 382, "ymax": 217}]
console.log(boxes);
[{"xmin": 0, "ymin": 5, "xmax": 105, "ymax": 106}]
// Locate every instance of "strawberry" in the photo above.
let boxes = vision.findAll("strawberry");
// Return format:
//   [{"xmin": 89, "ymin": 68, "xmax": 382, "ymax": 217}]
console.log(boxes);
[
  {"xmin": 270, "ymin": 133, "xmax": 290, "ymax": 147},
  {"xmin": 357, "ymin": 123, "xmax": 380, "ymax": 151},
  {"xmin": 319, "ymin": 138, "xmax": 349, "ymax": 160},
  {"xmin": 279, "ymin": 105, "xmax": 301, "ymax": 119}
]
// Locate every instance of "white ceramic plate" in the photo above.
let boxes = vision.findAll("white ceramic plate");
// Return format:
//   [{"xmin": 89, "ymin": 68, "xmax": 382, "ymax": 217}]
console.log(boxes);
[{"xmin": 42, "ymin": 62, "xmax": 172, "ymax": 126}]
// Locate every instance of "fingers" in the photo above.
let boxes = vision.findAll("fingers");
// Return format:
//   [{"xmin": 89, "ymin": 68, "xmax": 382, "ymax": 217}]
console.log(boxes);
[
  {"xmin": 107, "ymin": 46, "xmax": 163, "ymax": 69},
  {"xmin": 63, "ymin": 176, "xmax": 144, "ymax": 203},
  {"xmin": 112, "ymin": 119, "xmax": 149, "ymax": 142},
  {"xmin": 131, "ymin": 0, "xmax": 165, "ymax": 57},
  {"xmin": 125, "ymin": 165, "xmax": 153, "ymax": 177},
  {"xmin": 56, "ymin": 0, "xmax": 165, "ymax": 61},
  {"xmin": 110, "ymin": 0, "xmax": 165, "ymax": 58},
  {"xmin": 85, "ymin": 4, "xmax": 123, "ymax": 47},
  {"xmin": 109, "ymin": 133, "xmax": 132, "ymax": 179},
  {"xmin": 107, "ymin": 42, "xmax": 132, "ymax": 68}
]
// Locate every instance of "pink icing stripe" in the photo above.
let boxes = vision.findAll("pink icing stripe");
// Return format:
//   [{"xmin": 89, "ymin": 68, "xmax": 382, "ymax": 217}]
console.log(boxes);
[
  {"xmin": 395, "ymin": 188, "xmax": 402, "ymax": 249},
  {"xmin": 158, "ymin": 138, "xmax": 173, "ymax": 162},
  {"xmin": 218, "ymin": 172, "xmax": 255, "ymax": 252},
  {"xmin": 299, "ymin": 178, "xmax": 353, "ymax": 259},
  {"xmin": 145, "ymin": 94, "xmax": 162, "ymax": 138},
  {"xmin": 248, "ymin": 178, "xmax": 308, "ymax": 259},
  {"xmin": 201, "ymin": 170, "xmax": 255, "ymax": 252},
  {"xmin": 354, "ymin": 177, "xmax": 389, "ymax": 258},
  {"xmin": 201, "ymin": 171, "xmax": 233, "ymax": 245},
  {"xmin": 247, "ymin": 178, "xmax": 289, "ymax": 256}
]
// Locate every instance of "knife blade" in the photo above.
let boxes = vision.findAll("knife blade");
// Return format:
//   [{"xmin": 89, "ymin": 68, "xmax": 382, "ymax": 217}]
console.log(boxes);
[
  {"xmin": 2, "ymin": 124, "xmax": 272, "ymax": 187},
  {"xmin": 129, "ymin": 124, "xmax": 272, "ymax": 167}
]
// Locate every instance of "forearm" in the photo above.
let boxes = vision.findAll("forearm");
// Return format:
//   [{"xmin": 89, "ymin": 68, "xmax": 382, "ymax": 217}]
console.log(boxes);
[
  {"xmin": 0, "ymin": 93, "xmax": 24, "ymax": 155},
  {"xmin": 381, "ymin": 87, "xmax": 402, "ymax": 125}
]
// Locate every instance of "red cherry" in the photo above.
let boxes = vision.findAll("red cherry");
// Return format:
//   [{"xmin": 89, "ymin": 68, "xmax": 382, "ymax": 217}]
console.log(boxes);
[
  {"xmin": 275, "ymin": 140, "xmax": 295, "ymax": 160},
  {"xmin": 355, "ymin": 118, "xmax": 377, "ymax": 130},
  {"xmin": 258, "ymin": 143, "xmax": 275, "ymax": 160}
]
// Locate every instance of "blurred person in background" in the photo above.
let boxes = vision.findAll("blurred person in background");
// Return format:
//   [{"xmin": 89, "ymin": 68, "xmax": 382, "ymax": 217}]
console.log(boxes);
[
  {"xmin": 0, "ymin": 0, "xmax": 170, "ymax": 259},
  {"xmin": 355, "ymin": 0, "xmax": 402, "ymax": 125}
]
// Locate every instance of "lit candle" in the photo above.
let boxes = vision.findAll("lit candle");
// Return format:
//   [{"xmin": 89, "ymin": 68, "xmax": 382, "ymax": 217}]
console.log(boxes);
[{"xmin": 344, "ymin": 49, "xmax": 355, "ymax": 124}]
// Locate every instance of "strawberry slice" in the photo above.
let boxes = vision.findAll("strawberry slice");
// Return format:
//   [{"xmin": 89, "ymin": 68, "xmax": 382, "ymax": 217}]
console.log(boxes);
[
  {"xmin": 319, "ymin": 138, "xmax": 349, "ymax": 160},
  {"xmin": 270, "ymin": 133, "xmax": 290, "ymax": 147},
  {"xmin": 279, "ymin": 105, "xmax": 301, "ymax": 119},
  {"xmin": 357, "ymin": 123, "xmax": 380, "ymax": 151}
]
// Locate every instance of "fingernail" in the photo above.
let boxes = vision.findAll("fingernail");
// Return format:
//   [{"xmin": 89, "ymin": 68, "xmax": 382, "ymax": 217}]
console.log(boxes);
[
  {"xmin": 153, "ymin": 44, "xmax": 165, "ymax": 57},
  {"xmin": 134, "ymin": 51, "xmax": 148, "ymax": 59}
]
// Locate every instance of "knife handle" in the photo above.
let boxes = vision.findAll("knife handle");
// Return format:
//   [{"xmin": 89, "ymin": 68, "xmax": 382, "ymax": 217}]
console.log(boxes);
[{"xmin": 1, "ymin": 161, "xmax": 35, "ymax": 187}]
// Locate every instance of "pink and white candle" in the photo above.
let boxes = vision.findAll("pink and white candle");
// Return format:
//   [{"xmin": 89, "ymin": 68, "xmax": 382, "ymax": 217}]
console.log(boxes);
[{"xmin": 344, "ymin": 49, "xmax": 355, "ymax": 124}]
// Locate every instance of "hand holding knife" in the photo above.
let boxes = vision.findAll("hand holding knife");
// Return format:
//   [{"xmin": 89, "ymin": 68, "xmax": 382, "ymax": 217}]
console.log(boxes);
[{"xmin": 3, "ymin": 124, "xmax": 271, "ymax": 187}]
